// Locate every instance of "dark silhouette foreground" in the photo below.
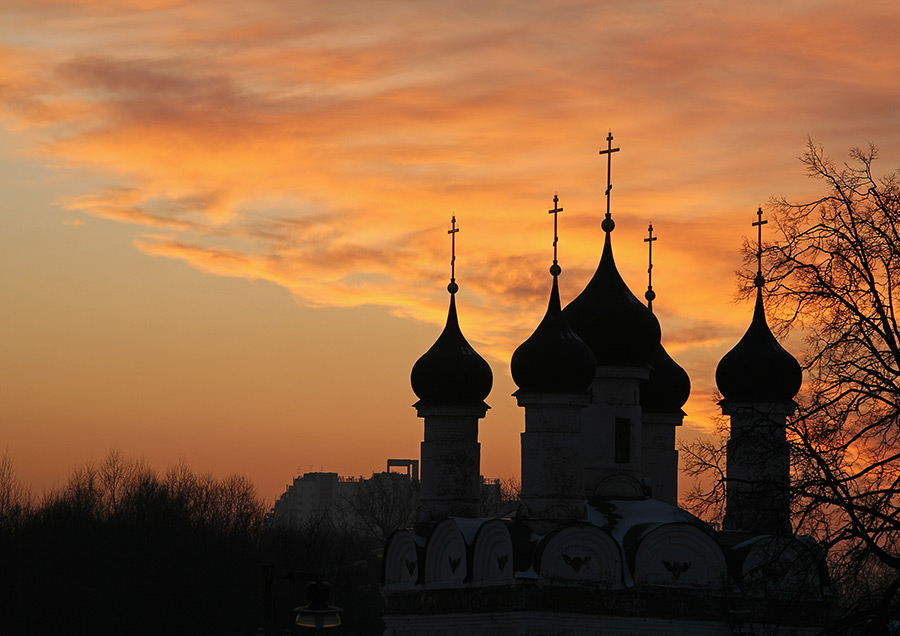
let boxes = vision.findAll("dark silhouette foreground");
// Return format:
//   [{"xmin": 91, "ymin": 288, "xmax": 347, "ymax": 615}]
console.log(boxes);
[{"xmin": 0, "ymin": 451, "xmax": 384, "ymax": 635}]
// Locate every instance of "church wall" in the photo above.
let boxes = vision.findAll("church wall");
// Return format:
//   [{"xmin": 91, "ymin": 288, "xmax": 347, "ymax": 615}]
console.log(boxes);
[
  {"xmin": 383, "ymin": 610, "xmax": 822, "ymax": 636},
  {"xmin": 722, "ymin": 403, "xmax": 792, "ymax": 533},
  {"xmin": 641, "ymin": 416, "xmax": 680, "ymax": 505},
  {"xmin": 519, "ymin": 399, "xmax": 586, "ymax": 519},
  {"xmin": 417, "ymin": 406, "xmax": 485, "ymax": 519},
  {"xmin": 583, "ymin": 369, "xmax": 647, "ymax": 498}
]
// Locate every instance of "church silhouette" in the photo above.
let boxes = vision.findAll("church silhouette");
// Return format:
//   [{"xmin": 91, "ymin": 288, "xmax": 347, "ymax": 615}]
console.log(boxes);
[{"xmin": 382, "ymin": 136, "xmax": 827, "ymax": 636}]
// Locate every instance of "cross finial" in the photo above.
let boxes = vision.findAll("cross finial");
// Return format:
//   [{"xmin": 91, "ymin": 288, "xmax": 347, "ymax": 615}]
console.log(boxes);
[
  {"xmin": 548, "ymin": 194, "xmax": 563, "ymax": 276},
  {"xmin": 448, "ymin": 216, "xmax": 459, "ymax": 294},
  {"xmin": 644, "ymin": 224, "xmax": 657, "ymax": 311},
  {"xmin": 598, "ymin": 131, "xmax": 620, "ymax": 232},
  {"xmin": 752, "ymin": 207, "xmax": 767, "ymax": 288}
]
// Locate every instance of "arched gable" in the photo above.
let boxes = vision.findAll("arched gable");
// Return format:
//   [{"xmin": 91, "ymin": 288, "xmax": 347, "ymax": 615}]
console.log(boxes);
[
  {"xmin": 633, "ymin": 523, "xmax": 727, "ymax": 588},
  {"xmin": 383, "ymin": 529, "xmax": 420, "ymax": 589},
  {"xmin": 424, "ymin": 518, "xmax": 468, "ymax": 586},
  {"xmin": 471, "ymin": 519, "xmax": 514, "ymax": 585},
  {"xmin": 536, "ymin": 524, "xmax": 623, "ymax": 587}
]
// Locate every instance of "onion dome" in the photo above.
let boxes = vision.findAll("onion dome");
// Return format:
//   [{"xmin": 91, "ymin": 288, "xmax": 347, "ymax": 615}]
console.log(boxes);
[
  {"xmin": 511, "ymin": 275, "xmax": 597, "ymax": 393},
  {"xmin": 642, "ymin": 342, "xmax": 691, "ymax": 412},
  {"xmin": 562, "ymin": 233, "xmax": 661, "ymax": 367},
  {"xmin": 411, "ymin": 292, "xmax": 493, "ymax": 404},
  {"xmin": 715, "ymin": 287, "xmax": 802, "ymax": 403}
]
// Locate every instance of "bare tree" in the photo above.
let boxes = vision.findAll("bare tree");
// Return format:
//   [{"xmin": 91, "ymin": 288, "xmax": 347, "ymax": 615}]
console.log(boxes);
[
  {"xmin": 339, "ymin": 472, "xmax": 418, "ymax": 543},
  {"xmin": 684, "ymin": 140, "xmax": 900, "ymax": 631},
  {"xmin": 481, "ymin": 476, "xmax": 521, "ymax": 518},
  {"xmin": 768, "ymin": 141, "xmax": 900, "ymax": 631},
  {"xmin": 680, "ymin": 409, "xmax": 728, "ymax": 525},
  {"xmin": 0, "ymin": 450, "xmax": 30, "ymax": 527},
  {"xmin": 0, "ymin": 450, "xmax": 270, "ymax": 634}
]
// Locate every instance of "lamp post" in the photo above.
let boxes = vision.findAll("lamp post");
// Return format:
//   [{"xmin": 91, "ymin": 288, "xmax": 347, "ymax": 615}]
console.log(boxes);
[{"xmin": 294, "ymin": 579, "xmax": 343, "ymax": 634}]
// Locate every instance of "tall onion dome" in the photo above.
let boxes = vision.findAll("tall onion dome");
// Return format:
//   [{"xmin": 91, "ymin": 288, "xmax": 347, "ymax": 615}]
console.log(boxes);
[
  {"xmin": 718, "ymin": 208, "xmax": 800, "ymax": 534},
  {"xmin": 511, "ymin": 274, "xmax": 597, "ymax": 393},
  {"xmin": 562, "ymin": 225, "xmax": 661, "ymax": 368},
  {"xmin": 715, "ymin": 286, "xmax": 801, "ymax": 403},
  {"xmin": 410, "ymin": 216, "xmax": 491, "ymax": 521},
  {"xmin": 411, "ymin": 284, "xmax": 493, "ymax": 405},
  {"xmin": 513, "ymin": 195, "xmax": 594, "ymax": 520}
]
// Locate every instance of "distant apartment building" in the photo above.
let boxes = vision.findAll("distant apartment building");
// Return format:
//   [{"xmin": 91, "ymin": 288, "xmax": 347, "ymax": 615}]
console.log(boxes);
[
  {"xmin": 268, "ymin": 459, "xmax": 420, "ymax": 528},
  {"xmin": 269, "ymin": 471, "xmax": 357, "ymax": 527},
  {"xmin": 268, "ymin": 459, "xmax": 507, "ymax": 532}
]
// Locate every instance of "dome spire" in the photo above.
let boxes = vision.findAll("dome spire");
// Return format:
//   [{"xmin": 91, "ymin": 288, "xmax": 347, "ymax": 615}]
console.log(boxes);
[
  {"xmin": 644, "ymin": 223, "xmax": 657, "ymax": 311},
  {"xmin": 549, "ymin": 194, "xmax": 563, "ymax": 277},
  {"xmin": 447, "ymin": 215, "xmax": 460, "ymax": 294},
  {"xmin": 599, "ymin": 131, "xmax": 620, "ymax": 234},
  {"xmin": 752, "ymin": 206, "xmax": 767, "ymax": 289}
]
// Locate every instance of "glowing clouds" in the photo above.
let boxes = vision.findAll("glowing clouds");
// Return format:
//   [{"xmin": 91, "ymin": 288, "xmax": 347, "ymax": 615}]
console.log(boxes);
[{"xmin": 5, "ymin": 0, "xmax": 900, "ymax": 492}]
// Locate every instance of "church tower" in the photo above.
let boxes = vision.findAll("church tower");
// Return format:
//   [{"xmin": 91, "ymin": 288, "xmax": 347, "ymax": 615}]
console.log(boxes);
[
  {"xmin": 562, "ymin": 133, "xmax": 662, "ymax": 498},
  {"xmin": 640, "ymin": 224, "xmax": 691, "ymax": 506},
  {"xmin": 511, "ymin": 195, "xmax": 596, "ymax": 520},
  {"xmin": 716, "ymin": 208, "xmax": 802, "ymax": 534},
  {"xmin": 410, "ymin": 217, "xmax": 493, "ymax": 521}
]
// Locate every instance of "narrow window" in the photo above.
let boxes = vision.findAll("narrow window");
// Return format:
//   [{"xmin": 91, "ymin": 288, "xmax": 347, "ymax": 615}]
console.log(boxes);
[{"xmin": 615, "ymin": 418, "xmax": 631, "ymax": 464}]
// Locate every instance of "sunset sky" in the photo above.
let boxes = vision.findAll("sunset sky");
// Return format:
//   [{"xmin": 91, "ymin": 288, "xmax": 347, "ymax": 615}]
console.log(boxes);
[{"xmin": 3, "ymin": 0, "xmax": 900, "ymax": 504}]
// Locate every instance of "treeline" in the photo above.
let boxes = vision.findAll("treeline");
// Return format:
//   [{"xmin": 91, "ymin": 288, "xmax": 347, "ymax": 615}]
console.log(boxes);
[{"xmin": 0, "ymin": 451, "xmax": 384, "ymax": 635}]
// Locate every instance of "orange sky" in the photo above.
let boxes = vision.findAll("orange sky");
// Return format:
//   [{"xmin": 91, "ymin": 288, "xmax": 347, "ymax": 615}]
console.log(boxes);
[{"xmin": 3, "ymin": 0, "xmax": 900, "ymax": 505}]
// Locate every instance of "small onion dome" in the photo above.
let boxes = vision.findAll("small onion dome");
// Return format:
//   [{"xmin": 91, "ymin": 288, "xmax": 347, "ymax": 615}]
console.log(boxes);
[
  {"xmin": 511, "ymin": 276, "xmax": 597, "ymax": 393},
  {"xmin": 562, "ymin": 233, "xmax": 661, "ymax": 367},
  {"xmin": 642, "ymin": 342, "xmax": 691, "ymax": 413},
  {"xmin": 411, "ymin": 294, "xmax": 493, "ymax": 403},
  {"xmin": 716, "ymin": 288, "xmax": 802, "ymax": 403}
]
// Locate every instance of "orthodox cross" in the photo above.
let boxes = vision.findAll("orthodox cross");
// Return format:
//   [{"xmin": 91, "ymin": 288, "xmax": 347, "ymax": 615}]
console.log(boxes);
[
  {"xmin": 548, "ymin": 194, "xmax": 563, "ymax": 272},
  {"xmin": 752, "ymin": 207, "xmax": 767, "ymax": 287},
  {"xmin": 598, "ymin": 131, "xmax": 620, "ymax": 224},
  {"xmin": 448, "ymin": 216, "xmax": 459, "ymax": 293},
  {"xmin": 644, "ymin": 224, "xmax": 657, "ymax": 311}
]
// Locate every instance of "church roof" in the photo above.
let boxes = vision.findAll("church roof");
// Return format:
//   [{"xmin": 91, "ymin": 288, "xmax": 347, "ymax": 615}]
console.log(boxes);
[
  {"xmin": 641, "ymin": 342, "xmax": 691, "ymax": 413},
  {"xmin": 563, "ymin": 232, "xmax": 661, "ymax": 367},
  {"xmin": 715, "ymin": 287, "xmax": 802, "ymax": 403},
  {"xmin": 511, "ymin": 275, "xmax": 597, "ymax": 393},
  {"xmin": 411, "ymin": 292, "xmax": 493, "ymax": 404}
]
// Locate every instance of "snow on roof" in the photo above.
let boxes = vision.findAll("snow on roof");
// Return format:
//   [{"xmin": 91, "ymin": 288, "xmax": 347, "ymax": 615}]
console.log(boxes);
[{"xmin": 586, "ymin": 497, "xmax": 709, "ymax": 544}]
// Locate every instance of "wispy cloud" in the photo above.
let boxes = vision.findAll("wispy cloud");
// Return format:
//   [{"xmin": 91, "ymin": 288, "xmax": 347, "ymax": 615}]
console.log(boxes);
[{"xmin": 4, "ymin": 0, "xmax": 900, "ymax": 436}]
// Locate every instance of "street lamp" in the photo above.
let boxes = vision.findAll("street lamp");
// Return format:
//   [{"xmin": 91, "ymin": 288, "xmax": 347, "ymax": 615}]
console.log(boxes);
[{"xmin": 294, "ymin": 579, "xmax": 343, "ymax": 633}]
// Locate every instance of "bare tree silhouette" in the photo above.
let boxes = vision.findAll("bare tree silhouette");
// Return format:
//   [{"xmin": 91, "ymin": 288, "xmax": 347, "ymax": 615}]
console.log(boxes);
[
  {"xmin": 0, "ymin": 450, "xmax": 266, "ymax": 635},
  {"xmin": 684, "ymin": 140, "xmax": 900, "ymax": 633},
  {"xmin": 0, "ymin": 450, "xmax": 30, "ymax": 528},
  {"xmin": 0, "ymin": 450, "xmax": 389, "ymax": 635}
]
